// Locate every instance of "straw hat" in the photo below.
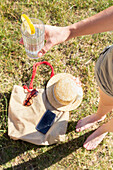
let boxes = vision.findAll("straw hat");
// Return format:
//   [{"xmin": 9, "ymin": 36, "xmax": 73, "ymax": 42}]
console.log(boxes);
[{"xmin": 46, "ymin": 73, "xmax": 83, "ymax": 111}]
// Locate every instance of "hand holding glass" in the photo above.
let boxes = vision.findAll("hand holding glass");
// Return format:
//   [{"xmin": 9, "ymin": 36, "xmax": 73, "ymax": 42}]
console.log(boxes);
[{"xmin": 21, "ymin": 18, "xmax": 45, "ymax": 59}]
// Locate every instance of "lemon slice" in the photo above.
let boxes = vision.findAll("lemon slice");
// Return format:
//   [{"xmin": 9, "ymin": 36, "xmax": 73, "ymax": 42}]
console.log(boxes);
[{"xmin": 21, "ymin": 14, "xmax": 35, "ymax": 35}]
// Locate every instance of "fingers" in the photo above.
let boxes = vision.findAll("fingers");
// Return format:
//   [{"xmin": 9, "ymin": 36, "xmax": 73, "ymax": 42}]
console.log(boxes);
[
  {"xmin": 38, "ymin": 40, "xmax": 53, "ymax": 57},
  {"xmin": 19, "ymin": 37, "xmax": 24, "ymax": 45}
]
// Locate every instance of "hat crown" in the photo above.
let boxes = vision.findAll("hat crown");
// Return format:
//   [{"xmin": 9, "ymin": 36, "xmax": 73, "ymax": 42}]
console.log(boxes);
[{"xmin": 54, "ymin": 77, "xmax": 77, "ymax": 105}]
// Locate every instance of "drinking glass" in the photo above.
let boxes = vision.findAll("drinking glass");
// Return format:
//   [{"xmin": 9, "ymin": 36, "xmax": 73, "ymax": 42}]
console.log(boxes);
[{"xmin": 21, "ymin": 18, "xmax": 45, "ymax": 59}]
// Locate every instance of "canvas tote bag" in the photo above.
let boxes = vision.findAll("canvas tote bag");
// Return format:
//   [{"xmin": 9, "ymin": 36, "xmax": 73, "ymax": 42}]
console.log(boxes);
[{"xmin": 8, "ymin": 61, "xmax": 69, "ymax": 145}]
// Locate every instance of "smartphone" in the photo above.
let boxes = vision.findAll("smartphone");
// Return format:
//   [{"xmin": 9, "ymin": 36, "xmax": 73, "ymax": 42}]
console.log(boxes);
[{"xmin": 36, "ymin": 110, "xmax": 56, "ymax": 134}]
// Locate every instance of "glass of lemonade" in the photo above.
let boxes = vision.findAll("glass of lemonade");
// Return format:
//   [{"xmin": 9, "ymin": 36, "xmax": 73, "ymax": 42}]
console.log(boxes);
[{"xmin": 21, "ymin": 18, "xmax": 45, "ymax": 59}]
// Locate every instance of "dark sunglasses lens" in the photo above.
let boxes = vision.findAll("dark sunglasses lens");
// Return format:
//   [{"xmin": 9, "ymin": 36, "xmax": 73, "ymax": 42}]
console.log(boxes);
[
  {"xmin": 31, "ymin": 89, "xmax": 38, "ymax": 97},
  {"xmin": 23, "ymin": 89, "xmax": 38, "ymax": 106}
]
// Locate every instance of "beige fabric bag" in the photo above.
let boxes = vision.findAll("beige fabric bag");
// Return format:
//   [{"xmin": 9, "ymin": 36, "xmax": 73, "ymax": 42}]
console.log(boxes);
[{"xmin": 8, "ymin": 62, "xmax": 69, "ymax": 145}]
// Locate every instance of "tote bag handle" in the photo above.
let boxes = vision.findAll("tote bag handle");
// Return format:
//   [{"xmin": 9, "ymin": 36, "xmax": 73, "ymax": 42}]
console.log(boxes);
[{"xmin": 23, "ymin": 61, "xmax": 54, "ymax": 92}]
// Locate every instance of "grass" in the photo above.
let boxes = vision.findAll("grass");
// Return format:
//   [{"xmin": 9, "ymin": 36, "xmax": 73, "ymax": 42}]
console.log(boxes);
[{"xmin": 0, "ymin": 0, "xmax": 113, "ymax": 169}]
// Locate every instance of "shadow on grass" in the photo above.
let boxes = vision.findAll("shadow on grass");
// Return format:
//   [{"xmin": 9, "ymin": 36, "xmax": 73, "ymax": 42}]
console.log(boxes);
[
  {"xmin": 0, "ymin": 91, "xmax": 93, "ymax": 169},
  {"xmin": 1, "ymin": 130, "xmax": 94, "ymax": 169}
]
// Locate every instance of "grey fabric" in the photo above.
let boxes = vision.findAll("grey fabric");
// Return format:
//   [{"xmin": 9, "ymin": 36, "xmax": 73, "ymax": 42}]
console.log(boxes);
[{"xmin": 95, "ymin": 45, "xmax": 113, "ymax": 97}]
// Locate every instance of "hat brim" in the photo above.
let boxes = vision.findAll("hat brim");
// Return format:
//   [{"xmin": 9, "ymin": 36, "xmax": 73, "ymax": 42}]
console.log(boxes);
[{"xmin": 46, "ymin": 73, "xmax": 83, "ymax": 111}]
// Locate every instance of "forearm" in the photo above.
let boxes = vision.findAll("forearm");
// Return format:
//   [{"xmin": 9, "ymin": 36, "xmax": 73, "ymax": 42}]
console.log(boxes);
[{"xmin": 66, "ymin": 6, "xmax": 113, "ymax": 39}]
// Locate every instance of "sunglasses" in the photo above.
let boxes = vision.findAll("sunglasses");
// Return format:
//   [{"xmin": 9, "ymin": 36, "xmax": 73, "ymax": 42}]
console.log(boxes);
[{"xmin": 23, "ymin": 89, "xmax": 38, "ymax": 106}]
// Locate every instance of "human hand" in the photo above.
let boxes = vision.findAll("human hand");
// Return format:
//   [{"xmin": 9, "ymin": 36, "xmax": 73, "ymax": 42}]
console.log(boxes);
[
  {"xmin": 37, "ymin": 25, "xmax": 70, "ymax": 57},
  {"xmin": 19, "ymin": 25, "xmax": 70, "ymax": 57}
]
